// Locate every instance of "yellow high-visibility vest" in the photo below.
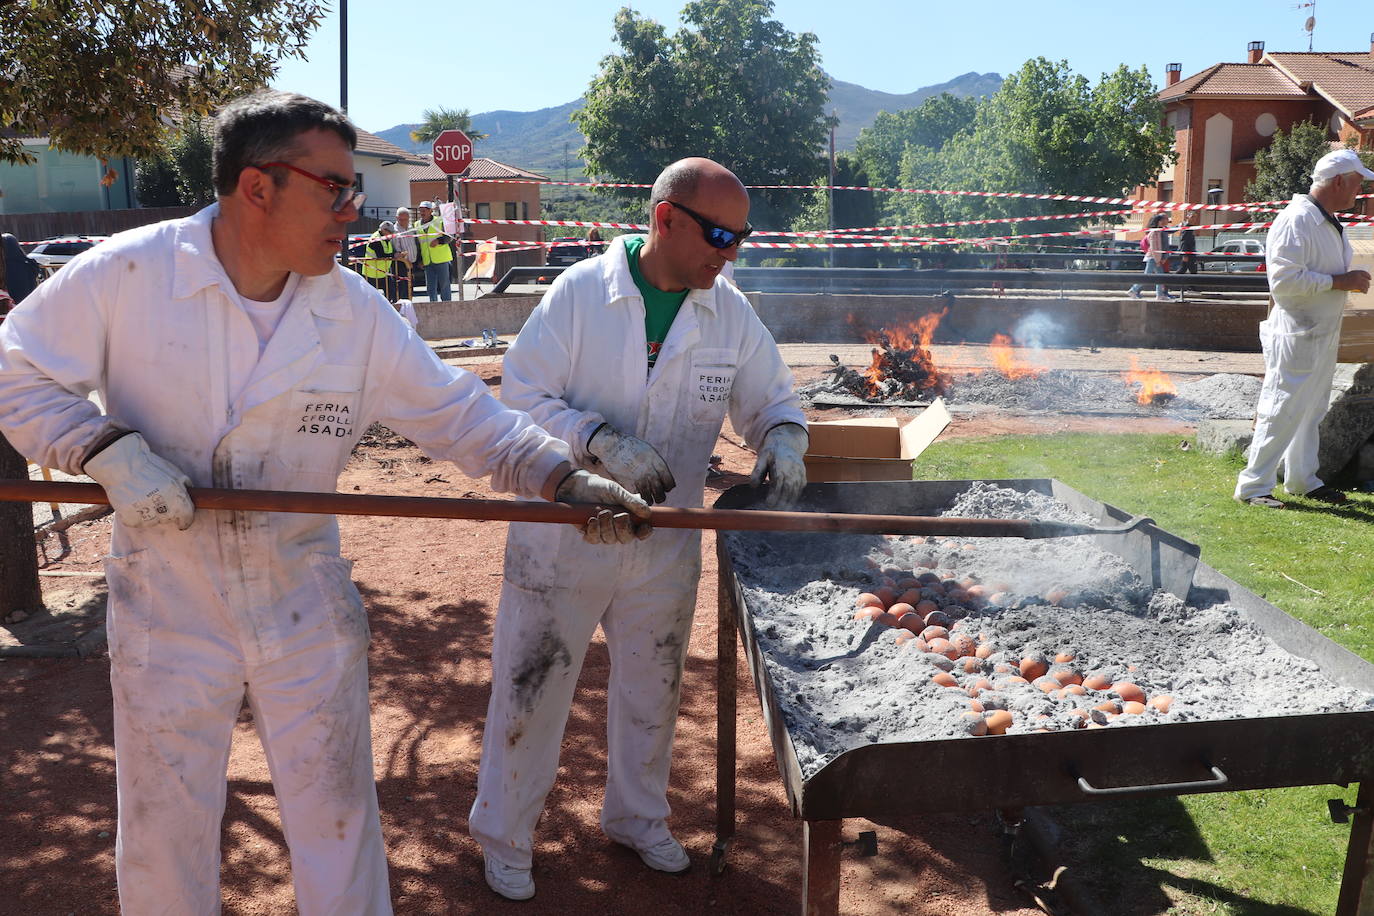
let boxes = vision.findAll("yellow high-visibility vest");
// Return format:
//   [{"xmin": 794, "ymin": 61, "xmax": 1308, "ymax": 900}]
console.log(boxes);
[
  {"xmin": 417, "ymin": 217, "xmax": 453, "ymax": 265},
  {"xmin": 360, "ymin": 236, "xmax": 393, "ymax": 279}
]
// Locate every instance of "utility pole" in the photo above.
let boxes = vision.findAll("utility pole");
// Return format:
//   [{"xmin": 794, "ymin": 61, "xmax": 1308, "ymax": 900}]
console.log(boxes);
[
  {"xmin": 827, "ymin": 112, "xmax": 836, "ymax": 271},
  {"xmin": 338, "ymin": 0, "xmax": 350, "ymax": 267},
  {"xmin": 339, "ymin": 0, "xmax": 348, "ymax": 114}
]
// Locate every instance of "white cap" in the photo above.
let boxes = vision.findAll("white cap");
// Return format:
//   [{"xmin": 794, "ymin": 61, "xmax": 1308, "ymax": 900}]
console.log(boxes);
[
  {"xmin": 1312, "ymin": 148, "xmax": 1374, "ymax": 182},
  {"xmin": 418, "ymin": 200, "xmax": 434, "ymax": 209}
]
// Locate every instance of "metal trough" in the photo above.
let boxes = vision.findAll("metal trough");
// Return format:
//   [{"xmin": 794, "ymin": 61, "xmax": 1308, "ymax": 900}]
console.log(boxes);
[{"xmin": 711, "ymin": 479, "xmax": 1374, "ymax": 915}]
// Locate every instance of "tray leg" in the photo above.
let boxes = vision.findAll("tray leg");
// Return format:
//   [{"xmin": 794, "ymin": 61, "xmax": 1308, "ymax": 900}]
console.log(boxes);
[
  {"xmin": 712, "ymin": 572, "xmax": 738, "ymax": 875},
  {"xmin": 802, "ymin": 819, "xmax": 843, "ymax": 916},
  {"xmin": 1338, "ymin": 781, "xmax": 1374, "ymax": 916}
]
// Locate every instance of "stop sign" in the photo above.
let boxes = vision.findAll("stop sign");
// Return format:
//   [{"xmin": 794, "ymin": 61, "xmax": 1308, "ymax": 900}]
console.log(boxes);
[{"xmin": 432, "ymin": 129, "xmax": 474, "ymax": 175}]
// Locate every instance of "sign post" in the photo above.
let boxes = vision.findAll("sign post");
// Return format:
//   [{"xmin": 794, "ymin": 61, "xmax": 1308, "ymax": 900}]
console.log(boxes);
[{"xmin": 432, "ymin": 130, "xmax": 473, "ymax": 300}]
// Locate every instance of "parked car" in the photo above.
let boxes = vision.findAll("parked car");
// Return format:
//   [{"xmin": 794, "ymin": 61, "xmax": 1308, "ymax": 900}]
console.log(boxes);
[
  {"xmin": 1202, "ymin": 238, "xmax": 1266, "ymax": 273},
  {"xmin": 1070, "ymin": 239, "xmax": 1141, "ymax": 271},
  {"xmin": 545, "ymin": 237, "xmax": 599, "ymax": 268},
  {"xmin": 28, "ymin": 236, "xmax": 101, "ymax": 277}
]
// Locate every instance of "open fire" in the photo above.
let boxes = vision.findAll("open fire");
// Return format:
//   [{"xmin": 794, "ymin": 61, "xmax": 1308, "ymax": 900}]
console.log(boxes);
[
  {"xmin": 825, "ymin": 310, "xmax": 951, "ymax": 401},
  {"xmin": 813, "ymin": 313, "xmax": 1184, "ymax": 412},
  {"xmin": 1123, "ymin": 357, "xmax": 1178, "ymax": 405}
]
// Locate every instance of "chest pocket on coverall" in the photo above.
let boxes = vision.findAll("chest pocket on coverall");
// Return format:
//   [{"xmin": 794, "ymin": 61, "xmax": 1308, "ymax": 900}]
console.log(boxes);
[
  {"xmin": 279, "ymin": 364, "xmax": 366, "ymax": 473},
  {"xmin": 688, "ymin": 348, "xmax": 737, "ymax": 424}
]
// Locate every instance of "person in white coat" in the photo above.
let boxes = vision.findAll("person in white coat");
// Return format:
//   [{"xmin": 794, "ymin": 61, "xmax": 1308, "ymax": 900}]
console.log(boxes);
[
  {"xmin": 0, "ymin": 90, "xmax": 648, "ymax": 915},
  {"xmin": 469, "ymin": 157, "xmax": 808, "ymax": 900},
  {"xmin": 1235, "ymin": 148, "xmax": 1374, "ymax": 509}
]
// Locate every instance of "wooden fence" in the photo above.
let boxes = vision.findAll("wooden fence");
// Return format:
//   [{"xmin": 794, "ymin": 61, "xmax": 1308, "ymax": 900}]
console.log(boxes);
[{"xmin": 0, "ymin": 207, "xmax": 199, "ymax": 242}]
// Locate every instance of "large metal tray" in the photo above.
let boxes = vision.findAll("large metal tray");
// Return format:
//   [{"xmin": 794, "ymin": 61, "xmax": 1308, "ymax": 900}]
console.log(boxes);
[{"xmin": 715, "ymin": 479, "xmax": 1374, "ymax": 821}]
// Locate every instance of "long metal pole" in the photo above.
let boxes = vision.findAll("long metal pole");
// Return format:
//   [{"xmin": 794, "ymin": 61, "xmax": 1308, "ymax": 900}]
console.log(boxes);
[
  {"xmin": 0, "ymin": 480, "xmax": 1153, "ymax": 539},
  {"xmin": 339, "ymin": 0, "xmax": 348, "ymax": 113},
  {"xmin": 827, "ymin": 113, "xmax": 836, "ymax": 272}
]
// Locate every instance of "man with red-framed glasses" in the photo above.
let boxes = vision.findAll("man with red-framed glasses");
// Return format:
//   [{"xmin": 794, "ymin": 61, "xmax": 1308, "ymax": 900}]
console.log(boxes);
[
  {"xmin": 0, "ymin": 89, "xmax": 648, "ymax": 914},
  {"xmin": 470, "ymin": 157, "xmax": 807, "ymax": 900}
]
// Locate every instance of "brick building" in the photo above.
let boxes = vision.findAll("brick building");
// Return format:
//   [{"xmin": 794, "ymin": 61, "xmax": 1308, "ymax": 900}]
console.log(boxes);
[
  {"xmin": 1137, "ymin": 38, "xmax": 1374, "ymax": 212},
  {"xmin": 407, "ymin": 157, "xmax": 546, "ymax": 244}
]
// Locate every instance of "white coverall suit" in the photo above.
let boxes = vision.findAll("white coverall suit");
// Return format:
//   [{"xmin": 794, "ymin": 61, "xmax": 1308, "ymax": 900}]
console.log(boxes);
[
  {"xmin": 469, "ymin": 235, "xmax": 805, "ymax": 867},
  {"xmin": 0, "ymin": 207, "xmax": 569, "ymax": 915},
  {"xmin": 1235, "ymin": 195, "xmax": 1353, "ymax": 500}
]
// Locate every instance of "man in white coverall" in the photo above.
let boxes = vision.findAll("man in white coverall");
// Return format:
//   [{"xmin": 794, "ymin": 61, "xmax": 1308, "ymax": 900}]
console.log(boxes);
[
  {"xmin": 1235, "ymin": 148, "xmax": 1374, "ymax": 509},
  {"xmin": 469, "ymin": 157, "xmax": 809, "ymax": 900},
  {"xmin": 0, "ymin": 90, "xmax": 648, "ymax": 915}
]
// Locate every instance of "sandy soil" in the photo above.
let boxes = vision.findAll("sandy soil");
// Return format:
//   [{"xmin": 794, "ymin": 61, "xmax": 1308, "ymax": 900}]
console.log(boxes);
[{"xmin": 0, "ymin": 346, "xmax": 1239, "ymax": 914}]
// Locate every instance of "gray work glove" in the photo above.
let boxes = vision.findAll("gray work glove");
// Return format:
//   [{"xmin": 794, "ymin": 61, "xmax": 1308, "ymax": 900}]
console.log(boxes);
[
  {"xmin": 749, "ymin": 423, "xmax": 809, "ymax": 508},
  {"xmin": 555, "ymin": 469, "xmax": 654, "ymax": 544},
  {"xmin": 83, "ymin": 432, "xmax": 195, "ymax": 530},
  {"xmin": 586, "ymin": 424, "xmax": 676, "ymax": 505}
]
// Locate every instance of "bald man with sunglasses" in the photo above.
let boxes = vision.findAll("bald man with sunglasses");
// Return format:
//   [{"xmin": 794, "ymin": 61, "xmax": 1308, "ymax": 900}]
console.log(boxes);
[{"xmin": 470, "ymin": 157, "xmax": 807, "ymax": 900}]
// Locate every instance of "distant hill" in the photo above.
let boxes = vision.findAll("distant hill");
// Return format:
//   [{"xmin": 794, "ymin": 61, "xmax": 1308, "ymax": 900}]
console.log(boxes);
[
  {"xmin": 826, "ymin": 72, "xmax": 1004, "ymax": 150},
  {"xmin": 372, "ymin": 71, "xmax": 1002, "ymax": 175}
]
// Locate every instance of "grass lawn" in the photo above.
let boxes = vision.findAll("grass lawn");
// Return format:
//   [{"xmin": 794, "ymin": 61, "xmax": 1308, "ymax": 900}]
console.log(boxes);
[{"xmin": 917, "ymin": 432, "xmax": 1374, "ymax": 915}]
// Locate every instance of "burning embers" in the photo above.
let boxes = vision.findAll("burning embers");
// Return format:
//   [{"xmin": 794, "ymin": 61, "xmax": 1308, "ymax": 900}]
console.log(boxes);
[
  {"xmin": 825, "ymin": 311, "xmax": 952, "ymax": 402},
  {"xmin": 1123, "ymin": 357, "xmax": 1178, "ymax": 405},
  {"xmin": 814, "ymin": 311, "xmax": 1181, "ymax": 412}
]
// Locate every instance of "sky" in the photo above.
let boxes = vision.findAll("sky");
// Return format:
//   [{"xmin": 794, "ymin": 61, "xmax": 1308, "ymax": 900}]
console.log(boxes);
[{"xmin": 270, "ymin": 0, "xmax": 1374, "ymax": 134}]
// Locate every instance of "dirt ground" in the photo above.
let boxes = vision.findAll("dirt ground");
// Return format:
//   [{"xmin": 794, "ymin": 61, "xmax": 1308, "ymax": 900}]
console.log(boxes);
[{"xmin": 0, "ymin": 344, "xmax": 1256, "ymax": 915}]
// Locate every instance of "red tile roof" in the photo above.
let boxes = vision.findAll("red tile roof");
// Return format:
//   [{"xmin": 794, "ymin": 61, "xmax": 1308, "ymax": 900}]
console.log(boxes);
[
  {"xmin": 1159, "ymin": 63, "xmax": 1308, "ymax": 100},
  {"xmin": 1160, "ymin": 51, "xmax": 1374, "ymax": 122},
  {"xmin": 354, "ymin": 129, "xmax": 428, "ymax": 166},
  {"xmin": 406, "ymin": 156, "xmax": 549, "ymax": 182},
  {"xmin": 1267, "ymin": 52, "xmax": 1374, "ymax": 118}
]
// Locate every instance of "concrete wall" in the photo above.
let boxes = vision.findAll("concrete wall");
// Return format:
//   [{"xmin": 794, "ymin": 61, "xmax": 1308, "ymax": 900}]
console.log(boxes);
[
  {"xmin": 413, "ymin": 293, "xmax": 542, "ymax": 340},
  {"xmin": 414, "ymin": 289, "xmax": 1272, "ymax": 352}
]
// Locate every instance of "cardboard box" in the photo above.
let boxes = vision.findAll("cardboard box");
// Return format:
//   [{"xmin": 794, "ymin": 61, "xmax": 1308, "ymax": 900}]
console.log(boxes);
[
  {"xmin": 1339, "ymin": 309, "xmax": 1374, "ymax": 364},
  {"xmin": 803, "ymin": 398, "xmax": 951, "ymax": 482}
]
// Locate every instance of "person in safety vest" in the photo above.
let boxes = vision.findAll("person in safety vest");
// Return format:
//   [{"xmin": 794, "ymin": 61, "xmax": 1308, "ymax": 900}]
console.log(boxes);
[
  {"xmin": 0, "ymin": 89, "xmax": 650, "ymax": 915},
  {"xmin": 469, "ymin": 157, "xmax": 808, "ymax": 901},
  {"xmin": 392, "ymin": 206, "xmax": 418, "ymax": 298},
  {"xmin": 361, "ymin": 220, "xmax": 397, "ymax": 302},
  {"xmin": 415, "ymin": 200, "xmax": 453, "ymax": 301},
  {"xmin": 1235, "ymin": 148, "xmax": 1374, "ymax": 509}
]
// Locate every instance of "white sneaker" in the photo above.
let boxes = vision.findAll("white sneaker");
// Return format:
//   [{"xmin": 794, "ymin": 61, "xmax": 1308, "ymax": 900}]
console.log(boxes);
[
  {"xmin": 484, "ymin": 854, "xmax": 535, "ymax": 900},
  {"xmin": 630, "ymin": 835, "xmax": 691, "ymax": 873}
]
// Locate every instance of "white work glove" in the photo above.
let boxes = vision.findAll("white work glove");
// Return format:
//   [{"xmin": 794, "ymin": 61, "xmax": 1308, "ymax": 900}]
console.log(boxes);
[
  {"xmin": 555, "ymin": 469, "xmax": 653, "ymax": 545},
  {"xmin": 586, "ymin": 424, "xmax": 676, "ymax": 505},
  {"xmin": 83, "ymin": 432, "xmax": 195, "ymax": 530},
  {"xmin": 750, "ymin": 423, "xmax": 809, "ymax": 508}
]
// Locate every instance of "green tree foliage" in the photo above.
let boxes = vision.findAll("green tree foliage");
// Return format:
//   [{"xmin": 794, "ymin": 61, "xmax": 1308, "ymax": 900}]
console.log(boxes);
[
  {"xmin": 890, "ymin": 59, "xmax": 1174, "ymax": 242},
  {"xmin": 1244, "ymin": 120, "xmax": 1336, "ymax": 203},
  {"xmin": 852, "ymin": 93, "xmax": 979, "ymax": 189},
  {"xmin": 788, "ymin": 154, "xmax": 881, "ymax": 266},
  {"xmin": 574, "ymin": 0, "xmax": 835, "ymax": 226},
  {"xmin": 410, "ymin": 107, "xmax": 488, "ymax": 145},
  {"xmin": 135, "ymin": 118, "xmax": 216, "ymax": 208},
  {"xmin": 0, "ymin": 1, "xmax": 326, "ymax": 170}
]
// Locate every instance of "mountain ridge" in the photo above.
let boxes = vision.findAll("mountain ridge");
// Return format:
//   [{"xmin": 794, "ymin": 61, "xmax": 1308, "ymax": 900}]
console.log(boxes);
[{"xmin": 373, "ymin": 71, "xmax": 1002, "ymax": 175}]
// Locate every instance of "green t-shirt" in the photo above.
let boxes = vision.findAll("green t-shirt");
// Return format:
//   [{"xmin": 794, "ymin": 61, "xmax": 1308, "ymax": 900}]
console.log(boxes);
[{"xmin": 624, "ymin": 235, "xmax": 687, "ymax": 370}]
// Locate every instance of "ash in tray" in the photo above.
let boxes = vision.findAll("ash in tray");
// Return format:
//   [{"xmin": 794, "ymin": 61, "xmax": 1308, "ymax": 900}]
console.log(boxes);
[{"xmin": 724, "ymin": 482, "xmax": 1374, "ymax": 779}]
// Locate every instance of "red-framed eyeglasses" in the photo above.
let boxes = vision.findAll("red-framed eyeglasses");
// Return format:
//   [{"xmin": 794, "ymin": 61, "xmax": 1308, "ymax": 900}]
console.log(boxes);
[{"xmin": 254, "ymin": 161, "xmax": 366, "ymax": 212}]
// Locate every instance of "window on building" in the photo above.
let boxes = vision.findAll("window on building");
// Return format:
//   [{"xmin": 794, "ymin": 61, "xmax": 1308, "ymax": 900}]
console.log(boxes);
[
  {"xmin": 354, "ymin": 173, "xmax": 363, "ymax": 191},
  {"xmin": 504, "ymin": 202, "xmax": 518, "ymax": 220},
  {"xmin": 1158, "ymin": 182, "xmax": 1173, "ymax": 203},
  {"xmin": 476, "ymin": 202, "xmax": 491, "ymax": 220},
  {"xmin": 1207, "ymin": 179, "xmax": 1224, "ymax": 205},
  {"xmin": 522, "ymin": 201, "xmax": 529, "ymax": 219}
]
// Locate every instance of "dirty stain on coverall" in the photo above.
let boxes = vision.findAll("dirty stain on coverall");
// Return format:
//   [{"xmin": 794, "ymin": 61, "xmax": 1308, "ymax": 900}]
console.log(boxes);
[
  {"xmin": 0, "ymin": 206, "xmax": 570, "ymax": 915},
  {"xmin": 469, "ymin": 233, "xmax": 805, "ymax": 869}
]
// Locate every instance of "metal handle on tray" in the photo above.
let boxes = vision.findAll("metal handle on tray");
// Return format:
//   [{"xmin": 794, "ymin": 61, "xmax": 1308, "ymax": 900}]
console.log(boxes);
[{"xmin": 1074, "ymin": 764, "xmax": 1228, "ymax": 797}]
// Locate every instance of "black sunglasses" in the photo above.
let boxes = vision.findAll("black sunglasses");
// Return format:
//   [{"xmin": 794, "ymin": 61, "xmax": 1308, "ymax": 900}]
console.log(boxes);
[{"xmin": 661, "ymin": 199, "xmax": 752, "ymax": 249}]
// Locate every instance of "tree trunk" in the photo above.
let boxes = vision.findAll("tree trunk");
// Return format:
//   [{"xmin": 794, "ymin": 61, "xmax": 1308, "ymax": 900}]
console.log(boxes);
[{"xmin": 0, "ymin": 432, "xmax": 42, "ymax": 617}]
